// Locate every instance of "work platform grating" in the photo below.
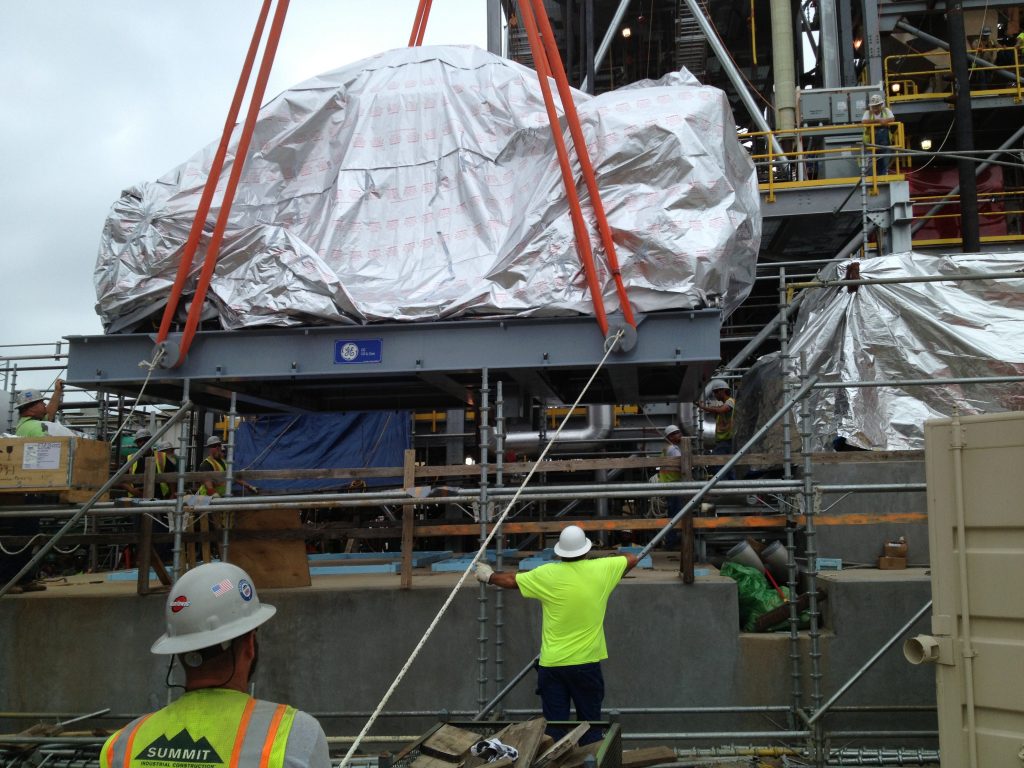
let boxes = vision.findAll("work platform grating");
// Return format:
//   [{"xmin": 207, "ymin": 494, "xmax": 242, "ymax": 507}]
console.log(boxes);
[{"xmin": 66, "ymin": 310, "xmax": 721, "ymax": 412}]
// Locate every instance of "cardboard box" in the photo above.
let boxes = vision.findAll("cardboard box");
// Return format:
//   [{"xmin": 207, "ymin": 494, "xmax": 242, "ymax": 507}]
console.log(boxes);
[
  {"xmin": 0, "ymin": 437, "xmax": 110, "ymax": 502},
  {"xmin": 878, "ymin": 555, "xmax": 907, "ymax": 570}
]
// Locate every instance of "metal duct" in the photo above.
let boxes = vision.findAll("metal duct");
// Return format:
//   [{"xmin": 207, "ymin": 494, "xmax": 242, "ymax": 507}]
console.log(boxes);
[
  {"xmin": 770, "ymin": 0, "xmax": 797, "ymax": 131},
  {"xmin": 502, "ymin": 404, "xmax": 613, "ymax": 452}
]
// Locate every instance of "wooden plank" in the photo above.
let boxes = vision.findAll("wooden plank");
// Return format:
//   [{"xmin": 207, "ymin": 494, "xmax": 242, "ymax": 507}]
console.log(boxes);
[
  {"xmin": 420, "ymin": 724, "xmax": 481, "ymax": 761},
  {"xmin": 534, "ymin": 723, "xmax": 589, "ymax": 768},
  {"xmin": 680, "ymin": 513, "xmax": 694, "ymax": 584},
  {"xmin": 491, "ymin": 718, "xmax": 546, "ymax": 768},
  {"xmin": 227, "ymin": 508, "xmax": 311, "ymax": 588},
  {"xmin": 554, "ymin": 742, "xmax": 602, "ymax": 768},
  {"xmin": 621, "ymin": 746, "xmax": 676, "ymax": 768},
  {"xmin": 400, "ymin": 449, "xmax": 416, "ymax": 589}
]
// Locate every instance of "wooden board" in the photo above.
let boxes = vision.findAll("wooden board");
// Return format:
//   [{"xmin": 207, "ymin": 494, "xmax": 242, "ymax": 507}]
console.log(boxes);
[
  {"xmin": 464, "ymin": 719, "xmax": 547, "ymax": 768},
  {"xmin": 419, "ymin": 724, "xmax": 481, "ymax": 761},
  {"xmin": 534, "ymin": 723, "xmax": 589, "ymax": 768},
  {"xmin": 225, "ymin": 508, "xmax": 311, "ymax": 588},
  {"xmin": 620, "ymin": 747, "xmax": 676, "ymax": 768},
  {"xmin": 554, "ymin": 741, "xmax": 602, "ymax": 768}
]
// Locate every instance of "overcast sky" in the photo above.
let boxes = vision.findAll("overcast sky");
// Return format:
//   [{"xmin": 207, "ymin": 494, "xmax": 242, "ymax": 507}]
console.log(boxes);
[{"xmin": 0, "ymin": 1, "xmax": 488, "ymax": 388}]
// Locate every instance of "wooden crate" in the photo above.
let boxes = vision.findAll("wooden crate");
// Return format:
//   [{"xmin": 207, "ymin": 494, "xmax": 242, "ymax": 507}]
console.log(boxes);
[{"xmin": 0, "ymin": 437, "xmax": 109, "ymax": 502}]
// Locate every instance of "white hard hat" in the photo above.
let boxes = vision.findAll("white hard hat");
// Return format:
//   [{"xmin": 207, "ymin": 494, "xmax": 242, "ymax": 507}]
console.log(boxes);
[
  {"xmin": 206, "ymin": 435, "xmax": 223, "ymax": 447},
  {"xmin": 135, "ymin": 428, "xmax": 152, "ymax": 442},
  {"xmin": 151, "ymin": 562, "xmax": 276, "ymax": 655},
  {"xmin": 707, "ymin": 378, "xmax": 729, "ymax": 393},
  {"xmin": 663, "ymin": 424, "xmax": 682, "ymax": 438},
  {"xmin": 15, "ymin": 389, "xmax": 46, "ymax": 409},
  {"xmin": 156, "ymin": 440, "xmax": 174, "ymax": 452},
  {"xmin": 553, "ymin": 524, "xmax": 592, "ymax": 558},
  {"xmin": 869, "ymin": 93, "xmax": 884, "ymax": 106}
]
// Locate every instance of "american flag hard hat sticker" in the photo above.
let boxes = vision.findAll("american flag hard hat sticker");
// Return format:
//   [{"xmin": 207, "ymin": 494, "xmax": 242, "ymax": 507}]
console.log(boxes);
[{"xmin": 211, "ymin": 578, "xmax": 234, "ymax": 596}]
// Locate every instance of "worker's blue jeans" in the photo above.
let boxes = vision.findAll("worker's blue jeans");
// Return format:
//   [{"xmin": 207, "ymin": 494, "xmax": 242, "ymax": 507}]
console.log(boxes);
[{"xmin": 536, "ymin": 662, "xmax": 605, "ymax": 745}]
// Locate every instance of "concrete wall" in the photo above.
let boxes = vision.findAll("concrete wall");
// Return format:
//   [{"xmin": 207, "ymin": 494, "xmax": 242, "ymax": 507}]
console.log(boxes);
[{"xmin": 0, "ymin": 570, "xmax": 937, "ymax": 745}]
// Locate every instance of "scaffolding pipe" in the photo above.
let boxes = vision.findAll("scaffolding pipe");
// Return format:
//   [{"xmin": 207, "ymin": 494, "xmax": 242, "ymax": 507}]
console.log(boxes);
[
  {"xmin": 0, "ymin": 403, "xmax": 192, "ymax": 597},
  {"xmin": 477, "ymin": 368, "xmax": 490, "ymax": 711},
  {"xmin": 579, "ymin": 0, "xmax": 631, "ymax": 93},
  {"xmin": 494, "ymin": 380, "xmax": 506, "ymax": 697},
  {"xmin": 223, "ymin": 390, "xmax": 238, "ymax": 561},
  {"xmin": 805, "ymin": 600, "xmax": 932, "ymax": 726},
  {"xmin": 0, "ymin": 480, "xmax": 936, "ymax": 520},
  {"xmin": 815, "ymin": 375, "xmax": 1024, "ymax": 388},
  {"xmin": 791, "ymin": 271, "xmax": 1024, "ymax": 291},
  {"xmin": 171, "ymin": 382, "xmax": 190, "ymax": 580},
  {"xmin": 679, "ymin": 0, "xmax": 787, "ymax": 159},
  {"xmin": 778, "ymin": 270, "xmax": 802, "ymax": 728},
  {"xmin": 725, "ymin": 291, "xmax": 805, "ymax": 370}
]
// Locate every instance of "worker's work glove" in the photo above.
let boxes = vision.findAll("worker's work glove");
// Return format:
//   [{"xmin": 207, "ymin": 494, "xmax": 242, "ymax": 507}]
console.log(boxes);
[{"xmin": 474, "ymin": 563, "xmax": 494, "ymax": 584}]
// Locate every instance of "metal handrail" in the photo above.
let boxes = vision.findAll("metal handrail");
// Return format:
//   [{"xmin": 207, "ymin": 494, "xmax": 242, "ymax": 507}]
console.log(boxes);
[{"xmin": 884, "ymin": 46, "xmax": 1023, "ymax": 104}]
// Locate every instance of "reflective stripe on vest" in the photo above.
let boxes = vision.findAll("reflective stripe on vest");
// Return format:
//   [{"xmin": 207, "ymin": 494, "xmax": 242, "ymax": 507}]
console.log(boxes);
[
  {"xmin": 101, "ymin": 693, "xmax": 296, "ymax": 768},
  {"xmin": 198, "ymin": 457, "xmax": 226, "ymax": 496}
]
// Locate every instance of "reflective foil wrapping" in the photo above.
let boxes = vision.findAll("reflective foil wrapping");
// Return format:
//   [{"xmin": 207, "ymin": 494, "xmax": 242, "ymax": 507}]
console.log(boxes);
[
  {"xmin": 777, "ymin": 252, "xmax": 1024, "ymax": 451},
  {"xmin": 94, "ymin": 46, "xmax": 759, "ymax": 332}
]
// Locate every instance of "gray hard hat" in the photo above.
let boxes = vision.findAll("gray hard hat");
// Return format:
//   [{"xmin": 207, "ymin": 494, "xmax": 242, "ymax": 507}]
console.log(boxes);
[
  {"xmin": 206, "ymin": 435, "xmax": 223, "ymax": 447},
  {"xmin": 15, "ymin": 389, "xmax": 46, "ymax": 409},
  {"xmin": 135, "ymin": 428, "xmax": 153, "ymax": 442},
  {"xmin": 156, "ymin": 441, "xmax": 175, "ymax": 452}
]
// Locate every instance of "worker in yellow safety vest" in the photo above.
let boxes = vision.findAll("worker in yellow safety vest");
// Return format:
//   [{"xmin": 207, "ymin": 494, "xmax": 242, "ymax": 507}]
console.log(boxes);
[
  {"xmin": 199, "ymin": 436, "xmax": 258, "ymax": 497},
  {"xmin": 100, "ymin": 562, "xmax": 330, "ymax": 768}
]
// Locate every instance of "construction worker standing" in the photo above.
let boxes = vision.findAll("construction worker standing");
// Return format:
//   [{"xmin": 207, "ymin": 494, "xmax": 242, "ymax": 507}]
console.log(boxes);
[
  {"xmin": 655, "ymin": 425, "xmax": 685, "ymax": 547},
  {"xmin": 100, "ymin": 562, "xmax": 330, "ymax": 768},
  {"xmin": 13, "ymin": 381, "xmax": 63, "ymax": 436},
  {"xmin": 476, "ymin": 525, "xmax": 638, "ymax": 745},
  {"xmin": 199, "ymin": 436, "xmax": 258, "ymax": 497},
  {"xmin": 697, "ymin": 379, "xmax": 735, "ymax": 455}
]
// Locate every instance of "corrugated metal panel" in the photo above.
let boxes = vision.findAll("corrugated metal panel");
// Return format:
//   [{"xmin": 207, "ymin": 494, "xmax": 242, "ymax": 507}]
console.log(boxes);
[{"xmin": 923, "ymin": 411, "xmax": 1024, "ymax": 767}]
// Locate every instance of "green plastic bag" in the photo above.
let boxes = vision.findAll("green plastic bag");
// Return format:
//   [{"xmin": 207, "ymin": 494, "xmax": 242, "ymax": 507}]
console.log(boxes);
[{"xmin": 721, "ymin": 561, "xmax": 798, "ymax": 632}]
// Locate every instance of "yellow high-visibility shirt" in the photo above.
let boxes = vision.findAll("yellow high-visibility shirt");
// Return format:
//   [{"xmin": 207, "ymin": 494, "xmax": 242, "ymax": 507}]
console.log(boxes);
[{"xmin": 516, "ymin": 557, "xmax": 629, "ymax": 667}]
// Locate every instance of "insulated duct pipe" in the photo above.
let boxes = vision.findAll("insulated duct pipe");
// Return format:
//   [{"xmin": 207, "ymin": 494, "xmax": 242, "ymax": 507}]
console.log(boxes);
[
  {"xmin": 770, "ymin": 0, "xmax": 797, "ymax": 131},
  {"xmin": 502, "ymin": 404, "xmax": 613, "ymax": 452},
  {"xmin": 680, "ymin": 0, "xmax": 787, "ymax": 159}
]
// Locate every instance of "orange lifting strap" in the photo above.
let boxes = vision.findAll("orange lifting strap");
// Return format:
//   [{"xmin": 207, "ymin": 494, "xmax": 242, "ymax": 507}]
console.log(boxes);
[
  {"xmin": 156, "ymin": 0, "xmax": 291, "ymax": 367},
  {"xmin": 411, "ymin": 2, "xmax": 637, "ymax": 337}
]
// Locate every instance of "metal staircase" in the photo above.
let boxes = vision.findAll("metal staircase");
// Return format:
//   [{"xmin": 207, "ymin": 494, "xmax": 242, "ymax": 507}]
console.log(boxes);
[{"xmin": 675, "ymin": 0, "xmax": 708, "ymax": 79}]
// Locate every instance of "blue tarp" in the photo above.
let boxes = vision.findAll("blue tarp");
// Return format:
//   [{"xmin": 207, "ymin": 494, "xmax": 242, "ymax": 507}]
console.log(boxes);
[{"xmin": 233, "ymin": 412, "xmax": 410, "ymax": 491}]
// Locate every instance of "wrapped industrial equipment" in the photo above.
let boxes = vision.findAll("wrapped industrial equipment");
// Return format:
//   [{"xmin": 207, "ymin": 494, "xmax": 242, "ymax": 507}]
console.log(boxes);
[
  {"xmin": 736, "ymin": 252, "xmax": 1024, "ymax": 452},
  {"xmin": 94, "ymin": 45, "xmax": 760, "ymax": 333}
]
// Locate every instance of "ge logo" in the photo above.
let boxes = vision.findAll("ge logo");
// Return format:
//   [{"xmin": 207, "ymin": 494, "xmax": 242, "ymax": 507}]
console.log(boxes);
[{"xmin": 341, "ymin": 342, "xmax": 359, "ymax": 361}]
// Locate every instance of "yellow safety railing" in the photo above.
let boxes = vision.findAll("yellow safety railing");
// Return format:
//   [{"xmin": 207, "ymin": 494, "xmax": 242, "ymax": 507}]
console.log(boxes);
[
  {"xmin": 749, "ymin": 121, "xmax": 906, "ymax": 202},
  {"xmin": 883, "ymin": 46, "xmax": 1023, "ymax": 104}
]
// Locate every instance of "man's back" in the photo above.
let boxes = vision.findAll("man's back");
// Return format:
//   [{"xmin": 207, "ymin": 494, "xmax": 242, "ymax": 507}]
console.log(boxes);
[
  {"xmin": 516, "ymin": 557, "xmax": 629, "ymax": 667},
  {"xmin": 101, "ymin": 688, "xmax": 329, "ymax": 768}
]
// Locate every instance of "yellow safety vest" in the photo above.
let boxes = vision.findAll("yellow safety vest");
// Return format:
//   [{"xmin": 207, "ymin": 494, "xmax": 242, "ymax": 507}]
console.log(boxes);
[
  {"xmin": 657, "ymin": 446, "xmax": 682, "ymax": 483},
  {"xmin": 198, "ymin": 456, "xmax": 226, "ymax": 496},
  {"xmin": 101, "ymin": 689, "xmax": 296, "ymax": 768}
]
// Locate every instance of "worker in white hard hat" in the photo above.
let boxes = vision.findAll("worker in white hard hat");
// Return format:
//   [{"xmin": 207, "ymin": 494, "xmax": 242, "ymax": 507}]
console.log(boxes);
[
  {"xmin": 13, "ymin": 380, "xmax": 63, "ymax": 437},
  {"xmin": 100, "ymin": 562, "xmax": 330, "ymax": 768},
  {"xmin": 861, "ymin": 92, "xmax": 895, "ymax": 175},
  {"xmin": 696, "ymin": 379, "xmax": 737, "ymax": 481},
  {"xmin": 475, "ymin": 525, "xmax": 639, "ymax": 745},
  {"xmin": 119, "ymin": 428, "xmax": 157, "ymax": 499},
  {"xmin": 655, "ymin": 425, "xmax": 685, "ymax": 548},
  {"xmin": 199, "ymin": 435, "xmax": 258, "ymax": 497}
]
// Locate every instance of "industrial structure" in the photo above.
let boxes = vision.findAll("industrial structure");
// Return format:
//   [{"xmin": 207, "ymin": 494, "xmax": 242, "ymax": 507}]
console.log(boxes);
[{"xmin": 3, "ymin": 1, "xmax": 1023, "ymax": 767}]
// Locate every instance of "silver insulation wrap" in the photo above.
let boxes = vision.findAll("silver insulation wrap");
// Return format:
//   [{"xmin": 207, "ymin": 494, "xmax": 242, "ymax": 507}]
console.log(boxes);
[
  {"xmin": 95, "ymin": 45, "xmax": 759, "ymax": 332},
  {"xmin": 742, "ymin": 252, "xmax": 1024, "ymax": 452}
]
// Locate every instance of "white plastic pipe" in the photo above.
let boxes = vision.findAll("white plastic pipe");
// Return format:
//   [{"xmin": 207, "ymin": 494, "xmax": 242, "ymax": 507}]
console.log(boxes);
[{"xmin": 770, "ymin": 0, "xmax": 797, "ymax": 131}]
